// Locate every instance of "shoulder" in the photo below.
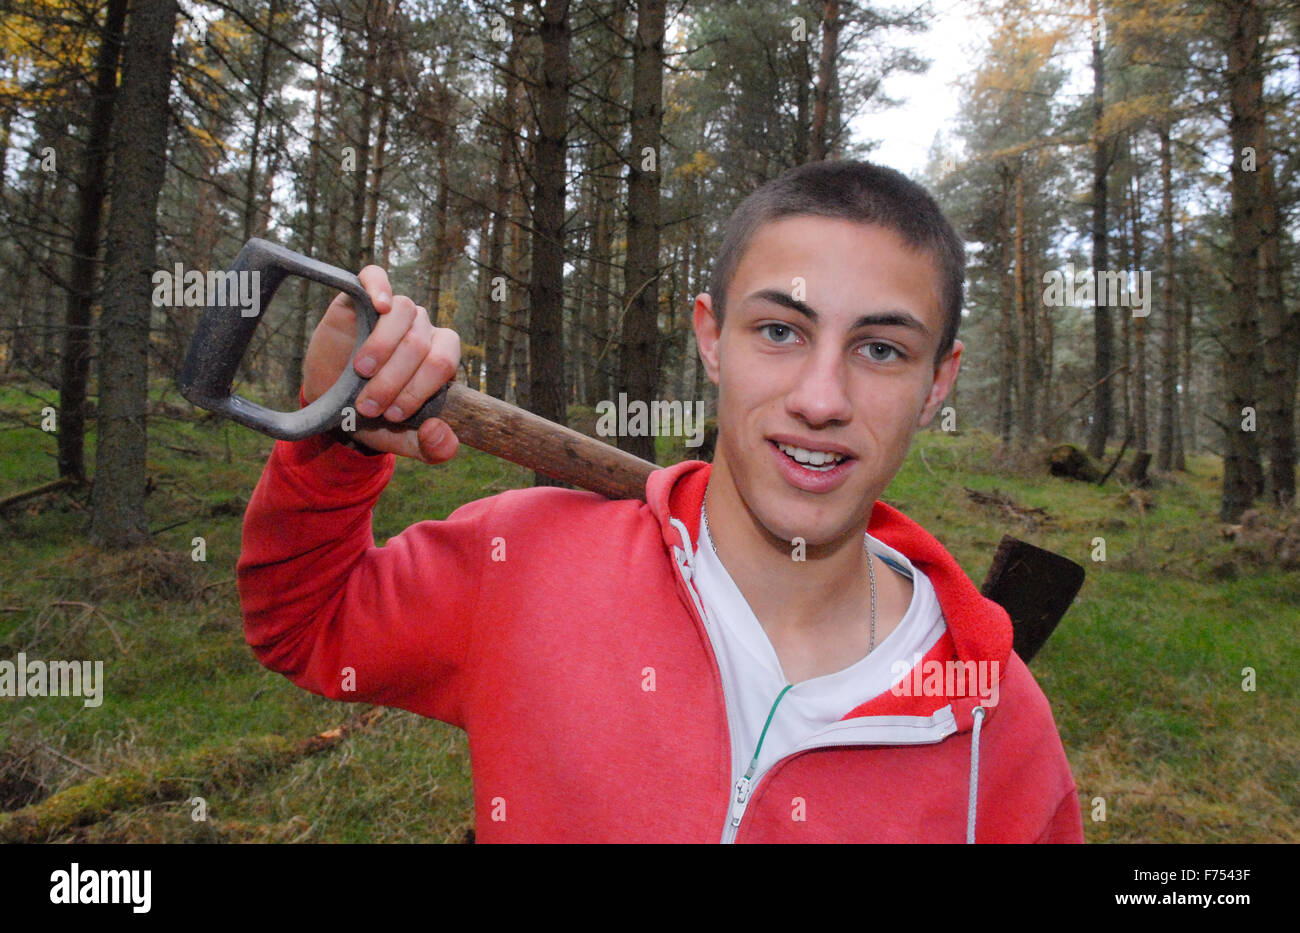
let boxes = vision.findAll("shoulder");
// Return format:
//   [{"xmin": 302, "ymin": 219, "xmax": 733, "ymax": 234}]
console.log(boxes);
[
  {"xmin": 443, "ymin": 484, "xmax": 657, "ymax": 544},
  {"xmin": 992, "ymin": 651, "xmax": 1064, "ymax": 739},
  {"xmin": 982, "ymin": 652, "xmax": 1082, "ymax": 839},
  {"xmin": 983, "ymin": 652, "xmax": 1077, "ymax": 797},
  {"xmin": 466, "ymin": 484, "xmax": 647, "ymax": 521}
]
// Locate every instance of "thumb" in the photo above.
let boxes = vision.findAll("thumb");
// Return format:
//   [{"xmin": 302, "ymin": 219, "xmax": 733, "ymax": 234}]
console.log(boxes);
[{"xmin": 415, "ymin": 418, "xmax": 458, "ymax": 464}]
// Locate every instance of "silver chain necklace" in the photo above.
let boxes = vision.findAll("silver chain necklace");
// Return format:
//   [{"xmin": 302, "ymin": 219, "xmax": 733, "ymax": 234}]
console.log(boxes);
[{"xmin": 701, "ymin": 501, "xmax": 877, "ymax": 654}]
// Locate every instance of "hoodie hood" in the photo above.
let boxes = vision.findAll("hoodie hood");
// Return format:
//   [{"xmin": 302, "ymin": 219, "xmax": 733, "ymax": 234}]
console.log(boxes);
[{"xmin": 645, "ymin": 459, "xmax": 1013, "ymax": 733}]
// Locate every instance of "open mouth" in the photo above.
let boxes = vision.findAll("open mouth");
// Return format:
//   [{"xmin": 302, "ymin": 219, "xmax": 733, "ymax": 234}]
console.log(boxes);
[{"xmin": 773, "ymin": 441, "xmax": 851, "ymax": 472}]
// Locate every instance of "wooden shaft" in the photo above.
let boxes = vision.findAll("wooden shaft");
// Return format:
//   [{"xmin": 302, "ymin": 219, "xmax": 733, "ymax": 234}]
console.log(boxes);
[{"xmin": 437, "ymin": 383, "xmax": 656, "ymax": 501}]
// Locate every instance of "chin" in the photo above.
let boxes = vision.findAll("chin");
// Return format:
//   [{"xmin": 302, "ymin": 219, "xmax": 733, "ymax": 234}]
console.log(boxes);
[{"xmin": 751, "ymin": 480, "xmax": 874, "ymax": 546}]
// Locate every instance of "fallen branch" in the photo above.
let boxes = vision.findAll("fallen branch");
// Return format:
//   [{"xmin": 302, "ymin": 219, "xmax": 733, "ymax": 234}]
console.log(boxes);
[
  {"xmin": 1040, "ymin": 363, "xmax": 1131, "ymax": 433},
  {"xmin": 0, "ymin": 707, "xmax": 386, "ymax": 843},
  {"xmin": 49, "ymin": 600, "xmax": 126, "ymax": 656},
  {"xmin": 964, "ymin": 487, "xmax": 1052, "ymax": 529},
  {"xmin": 40, "ymin": 743, "xmax": 105, "ymax": 777},
  {"xmin": 1097, "ymin": 433, "xmax": 1132, "ymax": 487},
  {"xmin": 0, "ymin": 476, "xmax": 78, "ymax": 511}
]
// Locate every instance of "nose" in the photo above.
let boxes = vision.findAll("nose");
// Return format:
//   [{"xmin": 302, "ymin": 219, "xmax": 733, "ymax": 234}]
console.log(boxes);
[{"xmin": 785, "ymin": 344, "xmax": 853, "ymax": 427}]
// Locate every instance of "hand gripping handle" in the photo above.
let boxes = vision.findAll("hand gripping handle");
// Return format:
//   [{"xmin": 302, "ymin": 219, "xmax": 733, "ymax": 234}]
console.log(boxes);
[{"xmin": 178, "ymin": 237, "xmax": 446, "ymax": 441}]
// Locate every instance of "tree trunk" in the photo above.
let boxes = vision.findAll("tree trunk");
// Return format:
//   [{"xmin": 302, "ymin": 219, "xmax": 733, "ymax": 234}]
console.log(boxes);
[
  {"xmin": 242, "ymin": 0, "xmax": 279, "ymax": 241},
  {"xmin": 348, "ymin": 0, "xmax": 381, "ymax": 268},
  {"xmin": 504, "ymin": 181, "xmax": 529, "ymax": 409},
  {"xmin": 794, "ymin": 26, "xmax": 810, "ymax": 163},
  {"xmin": 1117, "ymin": 184, "xmax": 1133, "ymax": 445},
  {"xmin": 1130, "ymin": 160, "xmax": 1148, "ymax": 453},
  {"xmin": 1087, "ymin": 0, "xmax": 1113, "ymax": 460},
  {"xmin": 1013, "ymin": 167, "xmax": 1037, "ymax": 443},
  {"xmin": 428, "ymin": 140, "xmax": 452, "ymax": 320},
  {"xmin": 90, "ymin": 0, "xmax": 178, "ymax": 548},
  {"xmin": 1220, "ymin": 0, "xmax": 1265, "ymax": 521},
  {"xmin": 527, "ymin": 0, "xmax": 572, "ymax": 479},
  {"xmin": 58, "ymin": 0, "xmax": 128, "ymax": 481},
  {"xmin": 363, "ymin": 3, "xmax": 399, "ymax": 264},
  {"xmin": 288, "ymin": 7, "xmax": 326, "ymax": 403},
  {"xmin": 810, "ymin": 0, "xmax": 840, "ymax": 162},
  {"xmin": 583, "ymin": 7, "xmax": 625, "ymax": 406},
  {"xmin": 1179, "ymin": 285, "xmax": 1194, "ymax": 463},
  {"xmin": 1157, "ymin": 123, "xmax": 1178, "ymax": 472},
  {"xmin": 617, "ymin": 0, "xmax": 666, "ymax": 462},
  {"xmin": 0, "ymin": 59, "xmax": 13, "ymax": 194},
  {"xmin": 1257, "ymin": 132, "xmax": 1294, "ymax": 505},
  {"xmin": 997, "ymin": 167, "xmax": 1014, "ymax": 446},
  {"xmin": 471, "ymin": 208, "xmax": 492, "ymax": 392},
  {"xmin": 485, "ymin": 6, "xmax": 524, "ymax": 399}
]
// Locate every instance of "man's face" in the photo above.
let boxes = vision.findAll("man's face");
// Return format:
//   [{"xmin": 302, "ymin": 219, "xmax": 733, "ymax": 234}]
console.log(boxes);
[{"xmin": 694, "ymin": 215, "xmax": 962, "ymax": 548}]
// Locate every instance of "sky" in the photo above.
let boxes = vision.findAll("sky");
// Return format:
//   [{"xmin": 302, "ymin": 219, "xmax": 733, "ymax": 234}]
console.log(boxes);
[{"xmin": 856, "ymin": 0, "xmax": 994, "ymax": 178}]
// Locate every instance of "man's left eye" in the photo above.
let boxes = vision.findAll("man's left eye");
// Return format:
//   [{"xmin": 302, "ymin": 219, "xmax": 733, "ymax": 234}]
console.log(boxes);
[
  {"xmin": 761, "ymin": 323, "xmax": 799, "ymax": 343},
  {"xmin": 863, "ymin": 342, "xmax": 901, "ymax": 362}
]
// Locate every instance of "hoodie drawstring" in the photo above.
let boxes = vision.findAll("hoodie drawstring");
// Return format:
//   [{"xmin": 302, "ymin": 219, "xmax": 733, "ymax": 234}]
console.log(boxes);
[
  {"xmin": 669, "ymin": 516, "xmax": 711, "ymax": 626},
  {"xmin": 966, "ymin": 705, "xmax": 986, "ymax": 843}
]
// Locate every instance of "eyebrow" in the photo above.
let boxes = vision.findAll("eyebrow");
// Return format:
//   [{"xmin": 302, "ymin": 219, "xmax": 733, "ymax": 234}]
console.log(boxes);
[{"xmin": 748, "ymin": 288, "xmax": 933, "ymax": 337}]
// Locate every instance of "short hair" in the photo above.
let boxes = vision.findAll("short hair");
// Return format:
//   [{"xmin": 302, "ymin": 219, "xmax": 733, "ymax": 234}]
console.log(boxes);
[{"xmin": 708, "ymin": 160, "xmax": 965, "ymax": 362}]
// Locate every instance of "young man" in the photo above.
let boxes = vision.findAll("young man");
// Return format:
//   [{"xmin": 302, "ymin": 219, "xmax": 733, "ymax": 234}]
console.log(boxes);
[{"xmin": 238, "ymin": 160, "xmax": 1083, "ymax": 843}]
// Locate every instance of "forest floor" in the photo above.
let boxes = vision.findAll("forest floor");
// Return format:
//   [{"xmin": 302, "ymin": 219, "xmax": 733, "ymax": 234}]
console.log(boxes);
[{"xmin": 1, "ymin": 377, "xmax": 1296, "ymax": 843}]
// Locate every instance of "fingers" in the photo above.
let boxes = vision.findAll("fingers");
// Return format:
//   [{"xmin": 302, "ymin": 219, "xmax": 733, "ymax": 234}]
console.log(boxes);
[
  {"xmin": 386, "ymin": 327, "xmax": 460, "ymax": 420},
  {"xmin": 353, "ymin": 417, "xmax": 458, "ymax": 464},
  {"xmin": 416, "ymin": 418, "xmax": 459, "ymax": 464},
  {"xmin": 351, "ymin": 298, "xmax": 461, "ymax": 421},
  {"xmin": 357, "ymin": 265, "xmax": 392, "ymax": 314},
  {"xmin": 322, "ymin": 265, "xmax": 462, "ymax": 463},
  {"xmin": 353, "ymin": 296, "xmax": 420, "ymax": 408}
]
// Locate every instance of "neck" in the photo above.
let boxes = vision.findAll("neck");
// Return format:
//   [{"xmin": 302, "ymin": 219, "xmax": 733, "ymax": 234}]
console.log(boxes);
[
  {"xmin": 702, "ymin": 461, "xmax": 875, "ymax": 636},
  {"xmin": 701, "ymin": 457, "xmax": 915, "ymax": 682}
]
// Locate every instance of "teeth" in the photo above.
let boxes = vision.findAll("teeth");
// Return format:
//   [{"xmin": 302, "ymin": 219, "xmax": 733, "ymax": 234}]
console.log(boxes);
[{"xmin": 777, "ymin": 442, "xmax": 845, "ymax": 470}]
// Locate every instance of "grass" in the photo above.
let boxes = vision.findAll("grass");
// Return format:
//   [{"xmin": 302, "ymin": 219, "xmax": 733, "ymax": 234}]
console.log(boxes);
[{"xmin": 1, "ymin": 378, "xmax": 1296, "ymax": 842}]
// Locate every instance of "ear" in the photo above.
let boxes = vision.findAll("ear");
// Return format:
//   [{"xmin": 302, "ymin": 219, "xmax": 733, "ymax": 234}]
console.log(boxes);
[
  {"xmin": 918, "ymin": 339, "xmax": 962, "ymax": 427},
  {"xmin": 693, "ymin": 293, "xmax": 722, "ymax": 386}
]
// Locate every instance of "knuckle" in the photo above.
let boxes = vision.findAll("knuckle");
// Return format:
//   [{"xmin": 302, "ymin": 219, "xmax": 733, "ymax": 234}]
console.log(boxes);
[
  {"xmin": 400, "ymin": 325, "xmax": 431, "ymax": 353},
  {"xmin": 436, "ymin": 355, "xmax": 458, "ymax": 386}
]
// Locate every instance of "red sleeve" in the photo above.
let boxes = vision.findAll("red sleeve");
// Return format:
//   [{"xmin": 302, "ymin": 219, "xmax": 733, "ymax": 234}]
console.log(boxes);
[
  {"xmin": 237, "ymin": 433, "xmax": 490, "ymax": 726},
  {"xmin": 1035, "ymin": 786, "xmax": 1085, "ymax": 843}
]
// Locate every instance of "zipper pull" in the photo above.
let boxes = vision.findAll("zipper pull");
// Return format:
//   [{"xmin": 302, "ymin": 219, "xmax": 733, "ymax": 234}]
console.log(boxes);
[
  {"xmin": 731, "ymin": 764, "xmax": 757, "ymax": 828},
  {"xmin": 728, "ymin": 688, "xmax": 790, "ymax": 834}
]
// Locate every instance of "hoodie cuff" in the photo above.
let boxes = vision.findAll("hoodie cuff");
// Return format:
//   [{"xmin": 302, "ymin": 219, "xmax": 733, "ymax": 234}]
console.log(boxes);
[{"xmin": 291, "ymin": 386, "xmax": 396, "ymax": 474}]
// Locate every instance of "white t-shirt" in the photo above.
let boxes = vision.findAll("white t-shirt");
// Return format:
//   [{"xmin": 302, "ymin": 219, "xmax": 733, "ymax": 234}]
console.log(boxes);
[{"xmin": 694, "ymin": 510, "xmax": 946, "ymax": 786}]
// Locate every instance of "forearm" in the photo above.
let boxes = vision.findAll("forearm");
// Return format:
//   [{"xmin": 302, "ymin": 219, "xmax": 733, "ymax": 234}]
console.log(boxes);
[
  {"xmin": 237, "ymin": 432, "xmax": 487, "ymax": 722},
  {"xmin": 237, "ymin": 433, "xmax": 395, "ymax": 695}
]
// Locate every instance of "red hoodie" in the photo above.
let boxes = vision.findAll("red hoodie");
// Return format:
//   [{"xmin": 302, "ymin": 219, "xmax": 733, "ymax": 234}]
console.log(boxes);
[{"xmin": 238, "ymin": 434, "xmax": 1084, "ymax": 843}]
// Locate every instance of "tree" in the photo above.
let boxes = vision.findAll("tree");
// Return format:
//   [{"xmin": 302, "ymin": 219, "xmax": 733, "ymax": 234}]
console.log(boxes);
[
  {"xmin": 58, "ymin": 0, "xmax": 128, "ymax": 482},
  {"xmin": 527, "ymin": 0, "xmax": 571, "ymax": 480},
  {"xmin": 90, "ymin": 0, "xmax": 179, "ymax": 548},
  {"xmin": 618, "ymin": 0, "xmax": 666, "ymax": 461},
  {"xmin": 1087, "ymin": 0, "xmax": 1115, "ymax": 461},
  {"xmin": 1218, "ymin": 0, "xmax": 1266, "ymax": 521}
]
